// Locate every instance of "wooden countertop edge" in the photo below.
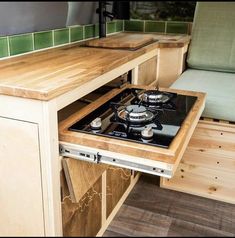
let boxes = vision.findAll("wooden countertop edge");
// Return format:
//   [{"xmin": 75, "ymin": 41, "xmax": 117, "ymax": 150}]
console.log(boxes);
[{"xmin": 0, "ymin": 33, "xmax": 190, "ymax": 101}]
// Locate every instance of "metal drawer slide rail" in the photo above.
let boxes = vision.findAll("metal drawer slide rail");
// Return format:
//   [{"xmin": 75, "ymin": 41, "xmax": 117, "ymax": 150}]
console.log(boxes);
[{"xmin": 59, "ymin": 143, "xmax": 172, "ymax": 178}]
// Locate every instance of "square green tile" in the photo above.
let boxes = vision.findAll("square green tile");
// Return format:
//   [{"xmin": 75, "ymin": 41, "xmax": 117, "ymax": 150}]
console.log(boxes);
[
  {"xmin": 166, "ymin": 22, "xmax": 189, "ymax": 34},
  {"xmin": 116, "ymin": 20, "xmax": 124, "ymax": 32},
  {"xmin": 70, "ymin": 26, "xmax": 83, "ymax": 42},
  {"xmin": 95, "ymin": 24, "xmax": 99, "ymax": 37},
  {"xmin": 0, "ymin": 37, "xmax": 9, "ymax": 58},
  {"xmin": 124, "ymin": 20, "xmax": 144, "ymax": 32},
  {"xmin": 54, "ymin": 28, "xmax": 69, "ymax": 46},
  {"xmin": 107, "ymin": 21, "xmax": 116, "ymax": 34},
  {"xmin": 145, "ymin": 21, "xmax": 166, "ymax": 33},
  {"xmin": 34, "ymin": 31, "xmax": 53, "ymax": 50},
  {"xmin": 84, "ymin": 25, "xmax": 97, "ymax": 39},
  {"xmin": 9, "ymin": 34, "xmax": 33, "ymax": 56}
]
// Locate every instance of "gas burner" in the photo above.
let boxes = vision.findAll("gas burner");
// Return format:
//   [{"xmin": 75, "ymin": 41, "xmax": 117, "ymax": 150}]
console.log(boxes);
[
  {"xmin": 118, "ymin": 105, "xmax": 154, "ymax": 124},
  {"xmin": 139, "ymin": 90, "xmax": 174, "ymax": 104}
]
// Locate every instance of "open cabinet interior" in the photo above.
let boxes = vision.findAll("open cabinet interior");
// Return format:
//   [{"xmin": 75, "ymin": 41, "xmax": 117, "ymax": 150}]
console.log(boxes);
[{"xmin": 59, "ymin": 73, "xmax": 140, "ymax": 236}]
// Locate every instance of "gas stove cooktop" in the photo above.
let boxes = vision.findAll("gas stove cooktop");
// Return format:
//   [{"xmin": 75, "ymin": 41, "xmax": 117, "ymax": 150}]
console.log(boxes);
[{"xmin": 69, "ymin": 87, "xmax": 197, "ymax": 149}]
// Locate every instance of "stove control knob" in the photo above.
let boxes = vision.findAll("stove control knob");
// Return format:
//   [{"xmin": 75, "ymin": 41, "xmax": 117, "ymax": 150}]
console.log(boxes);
[
  {"xmin": 141, "ymin": 126, "xmax": 153, "ymax": 139},
  {"xmin": 90, "ymin": 117, "xmax": 102, "ymax": 130}
]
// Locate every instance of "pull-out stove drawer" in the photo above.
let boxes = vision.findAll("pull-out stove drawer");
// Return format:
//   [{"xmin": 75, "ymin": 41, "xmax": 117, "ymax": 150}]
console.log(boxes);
[{"xmin": 59, "ymin": 84, "xmax": 206, "ymax": 178}]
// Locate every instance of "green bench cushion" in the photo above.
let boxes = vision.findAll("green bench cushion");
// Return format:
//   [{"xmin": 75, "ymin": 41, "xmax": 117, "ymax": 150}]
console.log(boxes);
[
  {"xmin": 171, "ymin": 69, "xmax": 235, "ymax": 122},
  {"xmin": 187, "ymin": 2, "xmax": 235, "ymax": 73}
]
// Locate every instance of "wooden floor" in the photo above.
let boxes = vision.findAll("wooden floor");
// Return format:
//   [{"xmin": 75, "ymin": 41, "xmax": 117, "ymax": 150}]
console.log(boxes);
[{"xmin": 103, "ymin": 175, "xmax": 235, "ymax": 237}]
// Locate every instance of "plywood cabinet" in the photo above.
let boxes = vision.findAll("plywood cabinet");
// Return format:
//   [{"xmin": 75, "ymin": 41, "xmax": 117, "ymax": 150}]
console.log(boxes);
[
  {"xmin": 61, "ymin": 158, "xmax": 138, "ymax": 237},
  {"xmin": 0, "ymin": 117, "xmax": 44, "ymax": 236},
  {"xmin": 106, "ymin": 166, "xmax": 132, "ymax": 218},
  {"xmin": 138, "ymin": 56, "xmax": 158, "ymax": 86}
]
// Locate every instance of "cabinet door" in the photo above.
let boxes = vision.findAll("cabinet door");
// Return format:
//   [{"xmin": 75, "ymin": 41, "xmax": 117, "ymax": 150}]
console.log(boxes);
[
  {"xmin": 138, "ymin": 56, "xmax": 157, "ymax": 85},
  {"xmin": 0, "ymin": 117, "xmax": 44, "ymax": 236}
]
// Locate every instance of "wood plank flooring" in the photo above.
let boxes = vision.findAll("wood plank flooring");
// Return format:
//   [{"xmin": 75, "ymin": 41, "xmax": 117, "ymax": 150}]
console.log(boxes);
[{"xmin": 103, "ymin": 175, "xmax": 235, "ymax": 237}]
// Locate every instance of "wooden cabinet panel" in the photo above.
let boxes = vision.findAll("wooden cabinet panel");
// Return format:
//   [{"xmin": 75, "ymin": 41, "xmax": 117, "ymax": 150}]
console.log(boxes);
[
  {"xmin": 62, "ymin": 176, "xmax": 102, "ymax": 237},
  {"xmin": 161, "ymin": 120, "xmax": 235, "ymax": 204},
  {"xmin": 138, "ymin": 56, "xmax": 157, "ymax": 86},
  {"xmin": 106, "ymin": 166, "xmax": 132, "ymax": 218},
  {"xmin": 0, "ymin": 117, "xmax": 44, "ymax": 236}
]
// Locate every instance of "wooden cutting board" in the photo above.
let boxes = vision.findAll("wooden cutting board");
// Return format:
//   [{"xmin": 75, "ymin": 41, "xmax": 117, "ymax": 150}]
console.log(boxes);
[{"xmin": 85, "ymin": 33, "xmax": 155, "ymax": 49}]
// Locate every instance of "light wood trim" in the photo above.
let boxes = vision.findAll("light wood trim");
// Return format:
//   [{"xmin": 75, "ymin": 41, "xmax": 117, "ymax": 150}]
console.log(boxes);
[
  {"xmin": 101, "ymin": 171, "xmax": 107, "ymax": 226},
  {"xmin": 38, "ymin": 100, "xmax": 62, "ymax": 236}
]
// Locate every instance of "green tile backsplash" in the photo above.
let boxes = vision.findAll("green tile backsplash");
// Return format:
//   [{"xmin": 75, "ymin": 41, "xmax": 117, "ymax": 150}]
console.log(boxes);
[
  {"xmin": 9, "ymin": 34, "xmax": 33, "ymax": 56},
  {"xmin": 34, "ymin": 31, "xmax": 53, "ymax": 50},
  {"xmin": 0, "ymin": 20, "xmax": 191, "ymax": 60},
  {"xmin": 54, "ymin": 28, "xmax": 69, "ymax": 46},
  {"xmin": 166, "ymin": 22, "xmax": 189, "ymax": 34},
  {"xmin": 0, "ymin": 37, "xmax": 9, "ymax": 58},
  {"xmin": 116, "ymin": 20, "xmax": 124, "ymax": 32},
  {"xmin": 107, "ymin": 21, "xmax": 116, "ymax": 34},
  {"xmin": 145, "ymin": 21, "xmax": 165, "ymax": 33},
  {"xmin": 124, "ymin": 20, "xmax": 144, "ymax": 32},
  {"xmin": 85, "ymin": 25, "xmax": 97, "ymax": 39},
  {"xmin": 70, "ymin": 26, "xmax": 83, "ymax": 42}
]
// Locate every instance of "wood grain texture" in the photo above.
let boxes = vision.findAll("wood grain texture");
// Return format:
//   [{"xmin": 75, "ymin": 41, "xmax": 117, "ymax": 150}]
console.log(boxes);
[
  {"xmin": 104, "ymin": 175, "xmax": 235, "ymax": 237},
  {"xmin": 59, "ymin": 84, "xmax": 206, "ymax": 171},
  {"xmin": 106, "ymin": 166, "xmax": 132, "ymax": 218},
  {"xmin": 161, "ymin": 120, "xmax": 235, "ymax": 204},
  {"xmin": 0, "ymin": 33, "xmax": 190, "ymax": 101},
  {"xmin": 0, "ymin": 117, "xmax": 44, "ymax": 236},
  {"xmin": 85, "ymin": 33, "xmax": 155, "ymax": 49},
  {"xmin": 138, "ymin": 56, "xmax": 157, "ymax": 86},
  {"xmin": 62, "ymin": 176, "xmax": 102, "ymax": 237},
  {"xmin": 106, "ymin": 204, "xmax": 172, "ymax": 237},
  {"xmin": 62, "ymin": 158, "xmax": 107, "ymax": 203}
]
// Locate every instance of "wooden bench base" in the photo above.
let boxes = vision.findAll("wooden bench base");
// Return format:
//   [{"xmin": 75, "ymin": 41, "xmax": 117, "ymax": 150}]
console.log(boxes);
[{"xmin": 161, "ymin": 118, "xmax": 235, "ymax": 204}]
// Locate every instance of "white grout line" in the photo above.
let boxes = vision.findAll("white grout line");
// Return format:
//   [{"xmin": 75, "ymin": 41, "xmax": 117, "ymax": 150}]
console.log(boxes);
[
  {"xmin": 52, "ymin": 30, "xmax": 55, "ymax": 46},
  {"xmin": 32, "ymin": 33, "xmax": 35, "ymax": 51},
  {"xmin": 6, "ymin": 36, "xmax": 10, "ymax": 56},
  {"xmin": 68, "ymin": 27, "xmax": 71, "ymax": 43}
]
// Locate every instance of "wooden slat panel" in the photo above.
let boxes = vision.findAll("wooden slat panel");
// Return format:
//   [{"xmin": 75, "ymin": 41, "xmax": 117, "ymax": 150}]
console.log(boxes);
[
  {"xmin": 182, "ymin": 149, "xmax": 235, "ymax": 173},
  {"xmin": 162, "ymin": 167, "xmax": 235, "ymax": 205},
  {"xmin": 161, "ymin": 120, "xmax": 235, "ymax": 204},
  {"xmin": 173, "ymin": 163, "xmax": 235, "ymax": 186}
]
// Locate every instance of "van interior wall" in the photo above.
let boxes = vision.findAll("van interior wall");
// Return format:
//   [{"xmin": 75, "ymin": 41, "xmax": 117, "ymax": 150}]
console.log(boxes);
[{"xmin": 0, "ymin": 1, "xmax": 114, "ymax": 36}]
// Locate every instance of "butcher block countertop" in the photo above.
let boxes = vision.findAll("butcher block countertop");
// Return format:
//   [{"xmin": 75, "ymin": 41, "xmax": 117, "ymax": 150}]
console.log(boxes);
[{"xmin": 0, "ymin": 33, "xmax": 190, "ymax": 101}]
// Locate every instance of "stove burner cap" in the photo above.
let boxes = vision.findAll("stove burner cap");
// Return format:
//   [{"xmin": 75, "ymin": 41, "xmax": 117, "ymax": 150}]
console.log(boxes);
[
  {"xmin": 141, "ymin": 90, "xmax": 172, "ymax": 104},
  {"xmin": 118, "ymin": 105, "xmax": 154, "ymax": 123}
]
